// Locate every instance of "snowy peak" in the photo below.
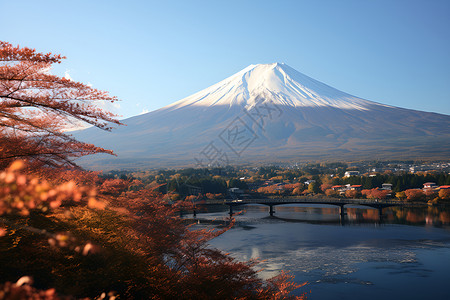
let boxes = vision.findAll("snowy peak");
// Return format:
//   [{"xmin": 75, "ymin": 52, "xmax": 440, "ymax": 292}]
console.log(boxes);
[{"xmin": 165, "ymin": 63, "xmax": 378, "ymax": 111}]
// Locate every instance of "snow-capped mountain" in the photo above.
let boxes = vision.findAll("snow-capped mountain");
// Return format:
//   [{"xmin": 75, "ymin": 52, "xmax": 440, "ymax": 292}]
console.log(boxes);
[
  {"xmin": 75, "ymin": 63, "xmax": 450, "ymax": 169},
  {"xmin": 165, "ymin": 63, "xmax": 373, "ymax": 110}
]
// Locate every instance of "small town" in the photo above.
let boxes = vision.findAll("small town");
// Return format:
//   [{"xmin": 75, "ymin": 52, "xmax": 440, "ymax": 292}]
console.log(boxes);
[{"xmin": 100, "ymin": 161, "xmax": 450, "ymax": 205}]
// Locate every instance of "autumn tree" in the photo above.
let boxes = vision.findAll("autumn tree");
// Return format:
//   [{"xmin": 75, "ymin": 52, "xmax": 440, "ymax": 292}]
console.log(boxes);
[
  {"xmin": 99, "ymin": 178, "xmax": 132, "ymax": 196},
  {"xmin": 0, "ymin": 41, "xmax": 121, "ymax": 169},
  {"xmin": 370, "ymin": 189, "xmax": 390, "ymax": 200},
  {"xmin": 438, "ymin": 189, "xmax": 450, "ymax": 201},
  {"xmin": 257, "ymin": 185, "xmax": 278, "ymax": 195},
  {"xmin": 325, "ymin": 188, "xmax": 337, "ymax": 197},
  {"xmin": 361, "ymin": 188, "xmax": 389, "ymax": 200},
  {"xmin": 1, "ymin": 161, "xmax": 306, "ymax": 299},
  {"xmin": 344, "ymin": 189, "xmax": 360, "ymax": 199},
  {"xmin": 423, "ymin": 189, "xmax": 438, "ymax": 201},
  {"xmin": 320, "ymin": 183, "xmax": 332, "ymax": 193},
  {"xmin": 404, "ymin": 189, "xmax": 425, "ymax": 202},
  {"xmin": 395, "ymin": 191, "xmax": 406, "ymax": 201},
  {"xmin": 292, "ymin": 186, "xmax": 304, "ymax": 195},
  {"xmin": 307, "ymin": 182, "xmax": 320, "ymax": 194},
  {"xmin": 361, "ymin": 189, "xmax": 371, "ymax": 198}
]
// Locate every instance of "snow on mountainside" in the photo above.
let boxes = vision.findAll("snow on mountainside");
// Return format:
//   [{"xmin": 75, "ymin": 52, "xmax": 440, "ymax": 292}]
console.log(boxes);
[
  {"xmin": 165, "ymin": 63, "xmax": 379, "ymax": 111},
  {"xmin": 75, "ymin": 63, "xmax": 450, "ymax": 170}
]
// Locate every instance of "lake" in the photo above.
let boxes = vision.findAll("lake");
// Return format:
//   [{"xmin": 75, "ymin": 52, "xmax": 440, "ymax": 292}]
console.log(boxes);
[{"xmin": 188, "ymin": 204, "xmax": 450, "ymax": 299}]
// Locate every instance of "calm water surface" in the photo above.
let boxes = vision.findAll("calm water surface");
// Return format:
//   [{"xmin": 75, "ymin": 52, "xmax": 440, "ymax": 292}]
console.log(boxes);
[{"xmin": 189, "ymin": 204, "xmax": 450, "ymax": 300}]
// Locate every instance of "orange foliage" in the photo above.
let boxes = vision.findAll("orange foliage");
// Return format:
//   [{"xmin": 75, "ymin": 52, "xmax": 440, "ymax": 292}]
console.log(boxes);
[
  {"xmin": 110, "ymin": 187, "xmax": 305, "ymax": 299},
  {"xmin": 257, "ymin": 185, "xmax": 278, "ymax": 194},
  {"xmin": 320, "ymin": 183, "xmax": 332, "ymax": 192},
  {"xmin": 99, "ymin": 178, "xmax": 131, "ymax": 196},
  {"xmin": 0, "ymin": 41, "xmax": 122, "ymax": 169},
  {"xmin": 395, "ymin": 191, "xmax": 406, "ymax": 200},
  {"xmin": 185, "ymin": 194, "xmax": 199, "ymax": 202},
  {"xmin": 371, "ymin": 189, "xmax": 390, "ymax": 199},
  {"xmin": 404, "ymin": 189, "xmax": 425, "ymax": 202},
  {"xmin": 0, "ymin": 277, "xmax": 69, "ymax": 300},
  {"xmin": 344, "ymin": 189, "xmax": 360, "ymax": 199},
  {"xmin": 361, "ymin": 188, "xmax": 389, "ymax": 200},
  {"xmin": 1, "ymin": 161, "xmax": 307, "ymax": 298},
  {"xmin": 205, "ymin": 192, "xmax": 223, "ymax": 199},
  {"xmin": 325, "ymin": 188, "xmax": 337, "ymax": 197},
  {"xmin": 284, "ymin": 183, "xmax": 303, "ymax": 190},
  {"xmin": 423, "ymin": 189, "xmax": 438, "ymax": 201},
  {"xmin": 258, "ymin": 183, "xmax": 305, "ymax": 195},
  {"xmin": 292, "ymin": 187, "xmax": 303, "ymax": 195},
  {"xmin": 0, "ymin": 161, "xmax": 103, "ymax": 255},
  {"xmin": 361, "ymin": 189, "xmax": 371, "ymax": 198},
  {"xmin": 0, "ymin": 160, "xmax": 95, "ymax": 216},
  {"xmin": 439, "ymin": 189, "xmax": 450, "ymax": 200}
]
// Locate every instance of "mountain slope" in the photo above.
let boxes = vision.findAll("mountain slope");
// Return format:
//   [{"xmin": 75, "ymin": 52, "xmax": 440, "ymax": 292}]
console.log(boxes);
[{"xmin": 75, "ymin": 63, "xmax": 450, "ymax": 169}]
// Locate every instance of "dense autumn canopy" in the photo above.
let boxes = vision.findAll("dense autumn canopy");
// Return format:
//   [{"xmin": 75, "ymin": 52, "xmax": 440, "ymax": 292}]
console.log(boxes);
[
  {"xmin": 0, "ymin": 41, "xmax": 122, "ymax": 169},
  {"xmin": 0, "ymin": 162, "xmax": 305, "ymax": 299}
]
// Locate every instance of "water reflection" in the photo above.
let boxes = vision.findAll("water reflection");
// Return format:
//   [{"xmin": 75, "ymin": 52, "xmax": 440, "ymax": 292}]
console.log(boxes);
[
  {"xmin": 186, "ymin": 205, "xmax": 450, "ymax": 230},
  {"xmin": 197, "ymin": 204, "xmax": 450, "ymax": 226},
  {"xmin": 200, "ymin": 205, "xmax": 450, "ymax": 300}
]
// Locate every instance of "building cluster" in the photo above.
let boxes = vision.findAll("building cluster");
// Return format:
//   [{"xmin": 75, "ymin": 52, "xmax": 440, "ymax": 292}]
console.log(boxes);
[
  {"xmin": 359, "ymin": 162, "xmax": 450, "ymax": 174},
  {"xmin": 331, "ymin": 183, "xmax": 394, "ymax": 192},
  {"xmin": 422, "ymin": 182, "xmax": 450, "ymax": 192}
]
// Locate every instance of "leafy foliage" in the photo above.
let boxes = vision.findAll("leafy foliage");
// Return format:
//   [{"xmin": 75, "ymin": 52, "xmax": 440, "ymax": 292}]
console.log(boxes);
[
  {"xmin": 404, "ymin": 189, "xmax": 426, "ymax": 202},
  {"xmin": 0, "ymin": 41, "xmax": 121, "ymax": 169},
  {"xmin": 360, "ymin": 189, "xmax": 389, "ymax": 200},
  {"xmin": 439, "ymin": 189, "xmax": 450, "ymax": 201},
  {"xmin": 0, "ymin": 162, "xmax": 305, "ymax": 299}
]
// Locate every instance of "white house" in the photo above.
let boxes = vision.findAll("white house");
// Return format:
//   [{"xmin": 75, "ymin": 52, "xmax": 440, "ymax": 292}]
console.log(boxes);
[
  {"xmin": 382, "ymin": 183, "xmax": 393, "ymax": 190},
  {"xmin": 344, "ymin": 171, "xmax": 360, "ymax": 177}
]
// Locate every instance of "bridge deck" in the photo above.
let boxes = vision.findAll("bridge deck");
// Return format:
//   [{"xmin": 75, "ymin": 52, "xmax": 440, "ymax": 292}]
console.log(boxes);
[{"xmin": 204, "ymin": 197, "xmax": 403, "ymax": 208}]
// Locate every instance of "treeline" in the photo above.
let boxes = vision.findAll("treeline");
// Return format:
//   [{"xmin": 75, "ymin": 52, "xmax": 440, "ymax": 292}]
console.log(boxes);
[
  {"xmin": 257, "ymin": 163, "xmax": 349, "ymax": 179},
  {"xmin": 105, "ymin": 167, "xmax": 249, "ymax": 196},
  {"xmin": 102, "ymin": 166, "xmax": 450, "ymax": 197}
]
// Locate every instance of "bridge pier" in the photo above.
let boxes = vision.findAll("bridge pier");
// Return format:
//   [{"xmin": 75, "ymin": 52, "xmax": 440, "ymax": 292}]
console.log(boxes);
[
  {"xmin": 228, "ymin": 205, "xmax": 233, "ymax": 217},
  {"xmin": 378, "ymin": 207, "xmax": 383, "ymax": 216},
  {"xmin": 338, "ymin": 205, "xmax": 346, "ymax": 225},
  {"xmin": 269, "ymin": 205, "xmax": 275, "ymax": 216},
  {"xmin": 377, "ymin": 206, "xmax": 384, "ymax": 223},
  {"xmin": 339, "ymin": 205, "xmax": 346, "ymax": 217}
]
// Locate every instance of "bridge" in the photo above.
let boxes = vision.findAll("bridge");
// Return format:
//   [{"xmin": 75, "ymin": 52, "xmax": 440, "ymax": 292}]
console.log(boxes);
[{"xmin": 195, "ymin": 197, "xmax": 404, "ymax": 217}]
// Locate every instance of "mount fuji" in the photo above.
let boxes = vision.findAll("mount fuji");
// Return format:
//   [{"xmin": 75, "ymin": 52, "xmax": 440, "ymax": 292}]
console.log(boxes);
[{"xmin": 75, "ymin": 63, "xmax": 450, "ymax": 169}]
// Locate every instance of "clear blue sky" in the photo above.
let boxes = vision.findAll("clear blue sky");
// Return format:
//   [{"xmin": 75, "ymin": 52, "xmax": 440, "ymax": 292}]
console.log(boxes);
[{"xmin": 2, "ymin": 0, "xmax": 449, "ymax": 117}]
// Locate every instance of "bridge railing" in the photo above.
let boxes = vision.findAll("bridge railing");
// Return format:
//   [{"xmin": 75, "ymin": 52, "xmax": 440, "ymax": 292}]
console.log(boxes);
[{"xmin": 219, "ymin": 197, "xmax": 403, "ymax": 206}]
